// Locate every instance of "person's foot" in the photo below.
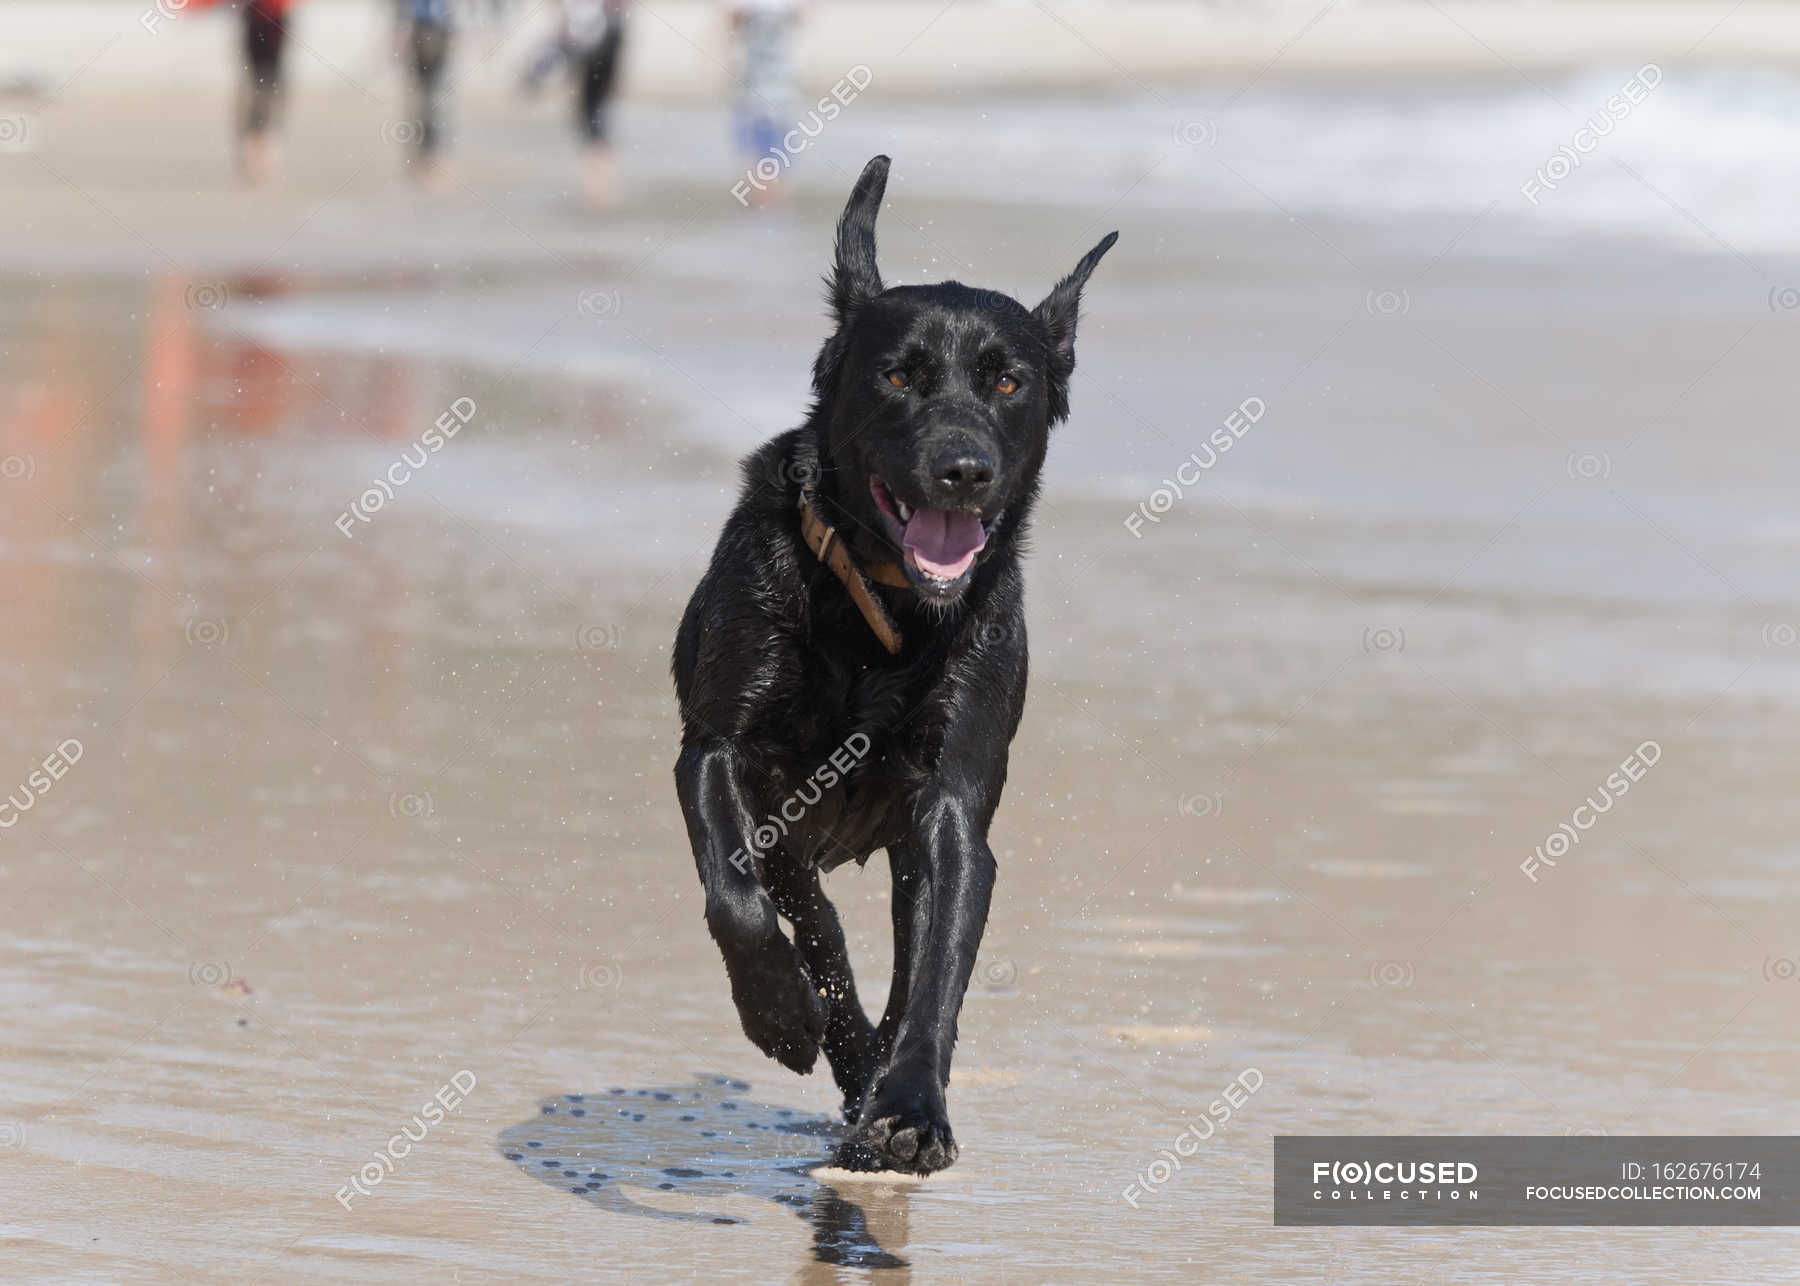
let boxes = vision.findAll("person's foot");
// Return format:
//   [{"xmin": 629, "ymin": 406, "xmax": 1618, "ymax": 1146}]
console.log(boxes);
[
  {"xmin": 581, "ymin": 145, "xmax": 617, "ymax": 209},
  {"xmin": 748, "ymin": 176, "xmax": 788, "ymax": 210},
  {"xmin": 238, "ymin": 132, "xmax": 276, "ymax": 186},
  {"xmin": 411, "ymin": 155, "xmax": 452, "ymax": 193}
]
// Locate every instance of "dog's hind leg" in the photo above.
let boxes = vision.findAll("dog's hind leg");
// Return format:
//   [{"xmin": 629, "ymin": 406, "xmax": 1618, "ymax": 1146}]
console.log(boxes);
[{"xmin": 764, "ymin": 858, "xmax": 880, "ymax": 1117}]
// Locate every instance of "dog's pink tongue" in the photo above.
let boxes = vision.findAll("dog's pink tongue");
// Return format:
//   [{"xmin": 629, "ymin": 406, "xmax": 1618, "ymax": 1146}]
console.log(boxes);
[{"xmin": 903, "ymin": 509, "xmax": 987, "ymax": 580}]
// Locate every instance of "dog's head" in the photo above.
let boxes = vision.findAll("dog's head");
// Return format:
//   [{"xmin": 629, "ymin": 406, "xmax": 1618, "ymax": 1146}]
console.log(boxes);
[{"xmin": 808, "ymin": 156, "xmax": 1116, "ymax": 604}]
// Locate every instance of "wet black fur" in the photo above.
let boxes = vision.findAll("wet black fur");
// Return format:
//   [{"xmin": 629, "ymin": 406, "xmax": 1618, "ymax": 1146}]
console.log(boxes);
[{"xmin": 672, "ymin": 156, "xmax": 1115, "ymax": 1175}]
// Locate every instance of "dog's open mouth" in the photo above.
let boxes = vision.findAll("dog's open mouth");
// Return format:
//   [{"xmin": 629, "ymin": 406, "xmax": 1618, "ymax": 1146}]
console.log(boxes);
[{"xmin": 870, "ymin": 476, "xmax": 997, "ymax": 592}]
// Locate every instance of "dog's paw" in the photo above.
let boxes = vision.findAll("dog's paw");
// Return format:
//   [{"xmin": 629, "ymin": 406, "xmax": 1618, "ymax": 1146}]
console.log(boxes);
[
  {"xmin": 854, "ymin": 1081, "xmax": 958, "ymax": 1175},
  {"xmin": 728, "ymin": 941, "xmax": 829, "ymax": 1074}
]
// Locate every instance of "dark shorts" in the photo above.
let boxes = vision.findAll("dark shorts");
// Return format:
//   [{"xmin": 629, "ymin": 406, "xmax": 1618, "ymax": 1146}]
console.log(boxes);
[
  {"xmin": 243, "ymin": 3, "xmax": 288, "ymax": 133},
  {"xmin": 409, "ymin": 20, "xmax": 453, "ymax": 155},
  {"xmin": 245, "ymin": 3, "xmax": 286, "ymax": 79},
  {"xmin": 577, "ymin": 22, "xmax": 624, "ymax": 143},
  {"xmin": 411, "ymin": 19, "xmax": 451, "ymax": 85}
]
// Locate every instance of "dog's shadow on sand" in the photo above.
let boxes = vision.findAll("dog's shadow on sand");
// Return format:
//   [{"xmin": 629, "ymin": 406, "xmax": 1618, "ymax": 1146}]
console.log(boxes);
[{"xmin": 498, "ymin": 1075, "xmax": 914, "ymax": 1272}]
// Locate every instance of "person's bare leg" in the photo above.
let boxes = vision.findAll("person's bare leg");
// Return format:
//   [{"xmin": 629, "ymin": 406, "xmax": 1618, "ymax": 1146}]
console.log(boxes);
[
  {"xmin": 749, "ymin": 176, "xmax": 788, "ymax": 209},
  {"xmin": 581, "ymin": 143, "xmax": 616, "ymax": 209},
  {"xmin": 239, "ymin": 128, "xmax": 277, "ymax": 186},
  {"xmin": 414, "ymin": 150, "xmax": 452, "ymax": 192}
]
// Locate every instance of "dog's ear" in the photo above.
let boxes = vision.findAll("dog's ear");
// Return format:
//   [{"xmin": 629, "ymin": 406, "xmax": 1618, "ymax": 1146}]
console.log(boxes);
[
  {"xmin": 1032, "ymin": 231, "xmax": 1117, "ymax": 365},
  {"xmin": 1030, "ymin": 231, "xmax": 1116, "ymax": 423},
  {"xmin": 827, "ymin": 155, "xmax": 890, "ymax": 322},
  {"xmin": 813, "ymin": 156, "xmax": 891, "ymax": 395}
]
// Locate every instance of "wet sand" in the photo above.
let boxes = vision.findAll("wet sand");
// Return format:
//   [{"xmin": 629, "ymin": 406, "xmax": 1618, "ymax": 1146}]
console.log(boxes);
[{"xmin": 5, "ymin": 71, "xmax": 1800, "ymax": 1283}]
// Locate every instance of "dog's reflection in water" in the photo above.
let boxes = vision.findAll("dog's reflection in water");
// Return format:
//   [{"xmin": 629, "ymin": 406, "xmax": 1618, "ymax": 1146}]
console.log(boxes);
[{"xmin": 498, "ymin": 1076, "xmax": 911, "ymax": 1271}]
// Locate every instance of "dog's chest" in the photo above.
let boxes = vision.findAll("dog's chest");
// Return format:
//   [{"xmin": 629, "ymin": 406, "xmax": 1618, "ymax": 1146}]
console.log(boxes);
[{"xmin": 761, "ymin": 661, "xmax": 923, "ymax": 869}]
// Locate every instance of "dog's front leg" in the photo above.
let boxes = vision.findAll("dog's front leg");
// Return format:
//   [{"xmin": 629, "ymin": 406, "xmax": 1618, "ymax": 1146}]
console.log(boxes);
[
  {"xmin": 857, "ymin": 793, "xmax": 996, "ymax": 1175},
  {"xmin": 675, "ymin": 740, "xmax": 828, "ymax": 1073}
]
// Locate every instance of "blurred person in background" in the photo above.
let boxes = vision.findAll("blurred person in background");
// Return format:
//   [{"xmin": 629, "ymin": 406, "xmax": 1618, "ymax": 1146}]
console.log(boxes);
[
  {"xmin": 565, "ymin": 0, "xmax": 628, "ymax": 208},
  {"xmin": 223, "ymin": 0, "xmax": 303, "ymax": 184},
  {"xmin": 727, "ymin": 0, "xmax": 801, "ymax": 207},
  {"xmin": 518, "ymin": 19, "xmax": 575, "ymax": 96},
  {"xmin": 395, "ymin": 0, "xmax": 456, "ymax": 188}
]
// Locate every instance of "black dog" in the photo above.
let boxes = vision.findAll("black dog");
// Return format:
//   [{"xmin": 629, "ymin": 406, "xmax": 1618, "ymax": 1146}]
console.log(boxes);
[{"xmin": 672, "ymin": 156, "xmax": 1114, "ymax": 1175}]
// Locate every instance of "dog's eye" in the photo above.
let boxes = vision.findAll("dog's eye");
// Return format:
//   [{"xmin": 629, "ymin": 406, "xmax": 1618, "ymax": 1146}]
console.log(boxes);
[
  {"xmin": 885, "ymin": 369, "xmax": 909, "ymax": 389},
  {"xmin": 996, "ymin": 374, "xmax": 1019, "ymax": 395}
]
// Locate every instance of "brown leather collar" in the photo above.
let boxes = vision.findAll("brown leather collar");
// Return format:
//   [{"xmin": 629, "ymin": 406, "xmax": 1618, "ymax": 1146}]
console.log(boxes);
[{"xmin": 798, "ymin": 483, "xmax": 907, "ymax": 654}]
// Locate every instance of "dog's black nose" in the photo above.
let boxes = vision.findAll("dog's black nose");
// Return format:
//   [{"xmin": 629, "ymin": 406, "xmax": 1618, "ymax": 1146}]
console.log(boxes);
[{"xmin": 930, "ymin": 447, "xmax": 996, "ymax": 501}]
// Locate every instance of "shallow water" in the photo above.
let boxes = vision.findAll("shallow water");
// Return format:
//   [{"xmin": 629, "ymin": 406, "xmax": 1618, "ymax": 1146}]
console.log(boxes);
[{"xmin": 5, "ymin": 78, "xmax": 1800, "ymax": 1281}]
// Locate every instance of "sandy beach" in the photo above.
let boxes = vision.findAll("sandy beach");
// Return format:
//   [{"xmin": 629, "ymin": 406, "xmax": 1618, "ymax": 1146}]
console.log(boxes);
[{"xmin": 5, "ymin": 4, "xmax": 1800, "ymax": 1281}]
